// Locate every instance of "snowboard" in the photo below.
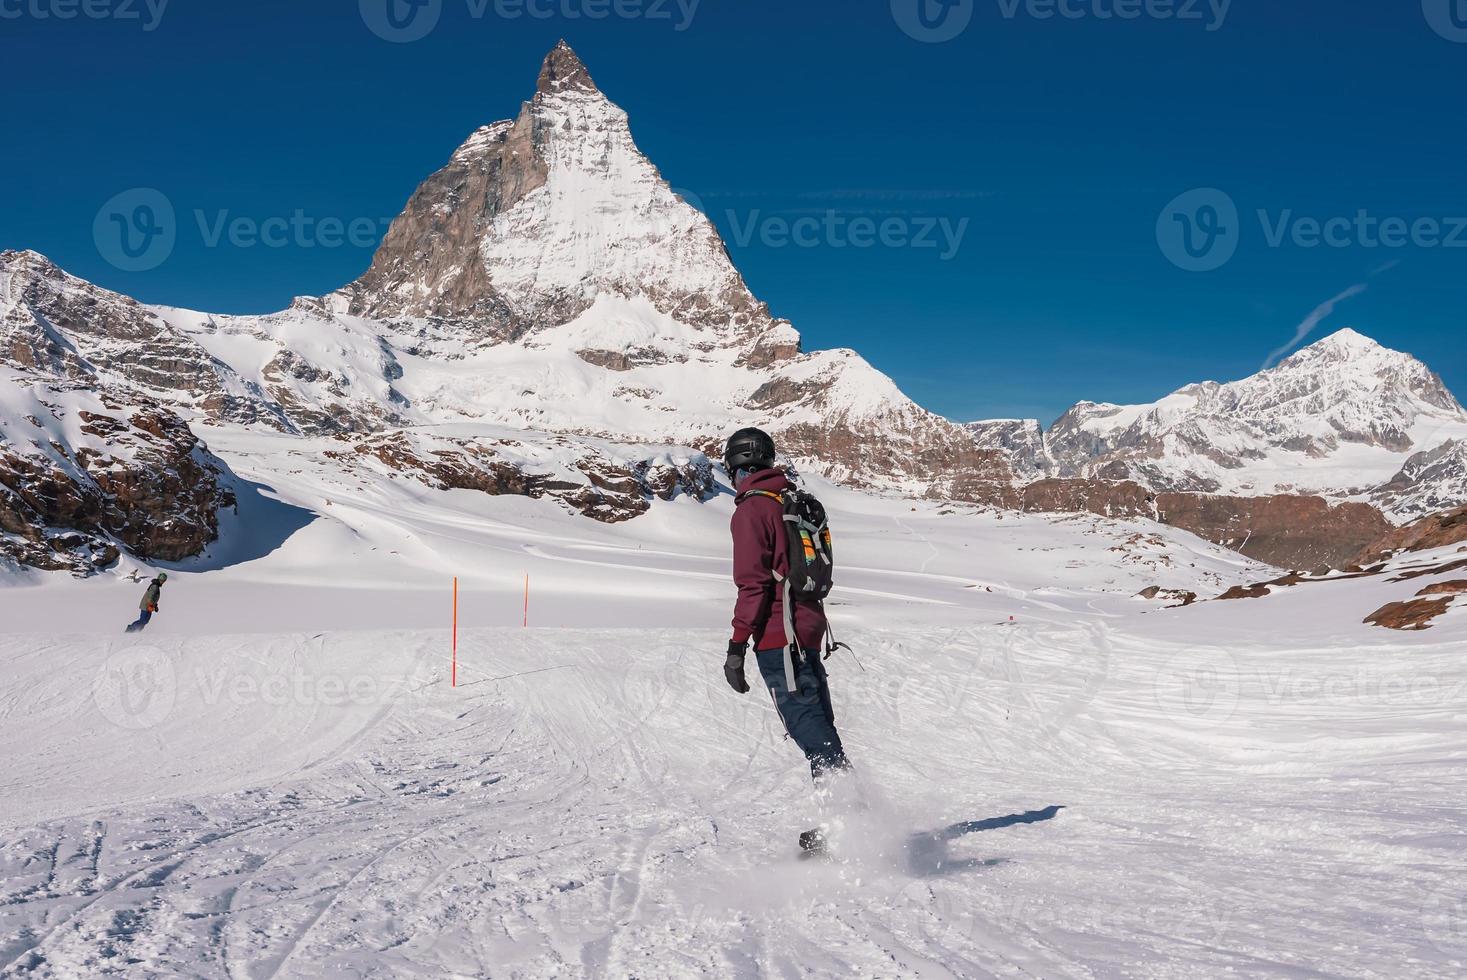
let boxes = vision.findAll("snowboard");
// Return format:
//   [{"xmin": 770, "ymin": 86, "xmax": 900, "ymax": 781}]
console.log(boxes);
[{"xmin": 798, "ymin": 828, "xmax": 828, "ymax": 859}]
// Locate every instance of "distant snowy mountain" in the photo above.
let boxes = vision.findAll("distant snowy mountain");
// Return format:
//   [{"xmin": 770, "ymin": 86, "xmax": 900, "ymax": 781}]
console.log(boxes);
[
  {"xmin": 969, "ymin": 329, "xmax": 1467, "ymax": 522},
  {"xmin": 964, "ymin": 418, "xmax": 1051, "ymax": 481}
]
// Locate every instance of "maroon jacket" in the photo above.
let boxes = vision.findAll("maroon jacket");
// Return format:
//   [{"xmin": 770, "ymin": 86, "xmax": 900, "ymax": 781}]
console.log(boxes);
[{"xmin": 730, "ymin": 468, "xmax": 828, "ymax": 651}]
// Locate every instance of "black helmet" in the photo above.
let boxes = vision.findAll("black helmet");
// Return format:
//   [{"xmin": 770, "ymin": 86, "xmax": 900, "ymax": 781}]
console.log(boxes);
[{"xmin": 724, "ymin": 427, "xmax": 776, "ymax": 476}]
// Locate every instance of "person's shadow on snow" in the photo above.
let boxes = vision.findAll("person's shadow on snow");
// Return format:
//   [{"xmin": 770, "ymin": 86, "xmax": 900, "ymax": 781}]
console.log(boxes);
[{"xmin": 906, "ymin": 804, "xmax": 1063, "ymax": 877}]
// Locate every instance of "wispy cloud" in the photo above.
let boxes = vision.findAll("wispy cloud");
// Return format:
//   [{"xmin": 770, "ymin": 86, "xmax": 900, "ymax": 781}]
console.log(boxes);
[
  {"xmin": 1260, "ymin": 262, "xmax": 1402, "ymax": 370},
  {"xmin": 1262, "ymin": 285, "xmax": 1368, "ymax": 370}
]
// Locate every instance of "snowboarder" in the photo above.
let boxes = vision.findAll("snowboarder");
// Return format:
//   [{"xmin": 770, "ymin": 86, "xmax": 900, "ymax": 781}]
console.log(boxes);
[
  {"xmin": 125, "ymin": 573, "xmax": 167, "ymax": 633},
  {"xmin": 722, "ymin": 428, "xmax": 850, "ymax": 785}
]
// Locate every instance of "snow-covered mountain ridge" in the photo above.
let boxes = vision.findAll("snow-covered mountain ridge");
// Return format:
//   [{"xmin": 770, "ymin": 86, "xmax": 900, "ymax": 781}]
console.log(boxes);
[
  {"xmin": 3, "ymin": 42, "xmax": 1464, "ymax": 577},
  {"xmin": 967, "ymin": 328, "xmax": 1467, "ymax": 522},
  {"xmin": 1, "ymin": 43, "xmax": 1011, "ymax": 495}
]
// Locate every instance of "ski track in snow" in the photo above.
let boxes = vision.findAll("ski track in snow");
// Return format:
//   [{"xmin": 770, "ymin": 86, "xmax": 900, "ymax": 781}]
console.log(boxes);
[{"xmin": 0, "ymin": 618, "xmax": 1464, "ymax": 978}]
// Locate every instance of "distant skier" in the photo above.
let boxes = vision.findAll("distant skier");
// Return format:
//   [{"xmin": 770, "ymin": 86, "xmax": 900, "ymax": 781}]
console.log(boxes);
[
  {"xmin": 125, "ymin": 573, "xmax": 167, "ymax": 633},
  {"xmin": 722, "ymin": 428, "xmax": 850, "ymax": 789}
]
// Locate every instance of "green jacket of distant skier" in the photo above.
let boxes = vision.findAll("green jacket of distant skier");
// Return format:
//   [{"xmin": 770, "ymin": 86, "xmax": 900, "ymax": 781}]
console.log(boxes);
[{"xmin": 140, "ymin": 577, "xmax": 165, "ymax": 612}]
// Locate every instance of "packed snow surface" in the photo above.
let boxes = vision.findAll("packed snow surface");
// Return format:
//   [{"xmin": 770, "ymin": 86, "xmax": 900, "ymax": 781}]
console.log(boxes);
[{"xmin": 2, "ymin": 460, "xmax": 1465, "ymax": 978}]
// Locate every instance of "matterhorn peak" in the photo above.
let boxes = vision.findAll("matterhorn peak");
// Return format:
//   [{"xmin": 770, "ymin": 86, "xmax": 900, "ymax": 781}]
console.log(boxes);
[
  {"xmin": 327, "ymin": 40, "xmax": 775, "ymax": 345},
  {"xmin": 536, "ymin": 40, "xmax": 597, "ymax": 96}
]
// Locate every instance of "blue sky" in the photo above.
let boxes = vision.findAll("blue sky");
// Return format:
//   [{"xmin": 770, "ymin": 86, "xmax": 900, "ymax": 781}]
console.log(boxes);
[{"xmin": 2, "ymin": 0, "xmax": 1464, "ymax": 424}]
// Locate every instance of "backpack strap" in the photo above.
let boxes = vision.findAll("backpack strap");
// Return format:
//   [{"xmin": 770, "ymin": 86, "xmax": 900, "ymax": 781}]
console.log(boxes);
[
  {"xmin": 785, "ymin": 512, "xmax": 831, "ymax": 565},
  {"xmin": 771, "ymin": 570, "xmax": 798, "ymax": 693},
  {"xmin": 736, "ymin": 489, "xmax": 784, "ymax": 505}
]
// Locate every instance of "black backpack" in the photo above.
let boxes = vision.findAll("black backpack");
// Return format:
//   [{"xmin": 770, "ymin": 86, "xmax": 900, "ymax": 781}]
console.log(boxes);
[
  {"xmin": 737, "ymin": 484, "xmax": 853, "ymax": 680},
  {"xmin": 738, "ymin": 486, "xmax": 835, "ymax": 601}
]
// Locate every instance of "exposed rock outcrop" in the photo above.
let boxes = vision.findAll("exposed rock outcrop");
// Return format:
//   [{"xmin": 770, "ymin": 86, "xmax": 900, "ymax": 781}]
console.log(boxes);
[
  {"xmin": 1353, "ymin": 504, "xmax": 1467, "ymax": 566},
  {"xmin": 327, "ymin": 430, "xmax": 715, "ymax": 524},
  {"xmin": 0, "ymin": 373, "xmax": 234, "ymax": 574},
  {"xmin": 1363, "ymin": 596, "xmax": 1452, "ymax": 631},
  {"xmin": 1014, "ymin": 478, "xmax": 1392, "ymax": 571},
  {"xmin": 1135, "ymin": 585, "xmax": 1197, "ymax": 606},
  {"xmin": 1152, "ymin": 493, "xmax": 1393, "ymax": 572}
]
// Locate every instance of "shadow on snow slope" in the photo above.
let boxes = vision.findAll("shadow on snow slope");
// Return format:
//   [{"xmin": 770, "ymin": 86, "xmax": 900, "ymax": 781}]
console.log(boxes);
[{"xmin": 906, "ymin": 804, "xmax": 1064, "ymax": 877}]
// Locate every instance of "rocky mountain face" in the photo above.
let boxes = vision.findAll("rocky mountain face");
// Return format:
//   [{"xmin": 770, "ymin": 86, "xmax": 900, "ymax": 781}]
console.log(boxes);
[
  {"xmin": 972, "ymin": 329, "xmax": 1467, "ymax": 523},
  {"xmin": 1369, "ymin": 439, "xmax": 1467, "ymax": 522},
  {"xmin": 329, "ymin": 43, "xmax": 775, "ymax": 348},
  {"xmin": 0, "ymin": 369, "xmax": 234, "ymax": 574},
  {"xmin": 1013, "ymin": 476, "xmax": 1392, "ymax": 570},
  {"xmin": 326, "ymin": 430, "xmax": 717, "ymax": 524},
  {"xmin": 0, "ymin": 251, "xmax": 278, "ymax": 428},
  {"xmin": 965, "ymin": 419, "xmax": 1050, "ymax": 481},
  {"xmin": 1353, "ymin": 503, "xmax": 1467, "ymax": 566}
]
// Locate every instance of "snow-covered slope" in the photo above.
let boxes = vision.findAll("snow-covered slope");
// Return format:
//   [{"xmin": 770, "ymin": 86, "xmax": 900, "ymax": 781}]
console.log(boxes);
[
  {"xmin": 974, "ymin": 329, "xmax": 1467, "ymax": 520},
  {"xmin": 1, "ymin": 463, "xmax": 1463, "ymax": 976}
]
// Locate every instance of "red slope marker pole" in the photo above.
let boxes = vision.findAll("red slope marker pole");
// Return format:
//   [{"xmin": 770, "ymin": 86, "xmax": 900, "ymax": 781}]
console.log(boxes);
[{"xmin": 452, "ymin": 576, "xmax": 458, "ymax": 688}]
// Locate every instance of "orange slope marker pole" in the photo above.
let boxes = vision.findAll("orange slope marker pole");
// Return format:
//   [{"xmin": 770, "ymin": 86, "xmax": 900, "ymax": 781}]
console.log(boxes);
[{"xmin": 452, "ymin": 576, "xmax": 459, "ymax": 688}]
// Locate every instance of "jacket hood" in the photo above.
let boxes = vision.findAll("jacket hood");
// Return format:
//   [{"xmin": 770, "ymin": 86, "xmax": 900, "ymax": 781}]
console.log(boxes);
[{"xmin": 735, "ymin": 467, "xmax": 789, "ymax": 496}]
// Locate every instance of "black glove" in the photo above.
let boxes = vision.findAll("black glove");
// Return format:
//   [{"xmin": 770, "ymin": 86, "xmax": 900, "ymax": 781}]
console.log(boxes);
[{"xmin": 724, "ymin": 639, "xmax": 750, "ymax": 694}]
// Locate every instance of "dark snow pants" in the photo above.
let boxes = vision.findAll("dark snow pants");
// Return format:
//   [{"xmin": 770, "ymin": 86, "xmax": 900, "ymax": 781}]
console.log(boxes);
[
  {"xmin": 125, "ymin": 610, "xmax": 152, "ymax": 633},
  {"xmin": 756, "ymin": 646, "xmax": 850, "ymax": 780}
]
